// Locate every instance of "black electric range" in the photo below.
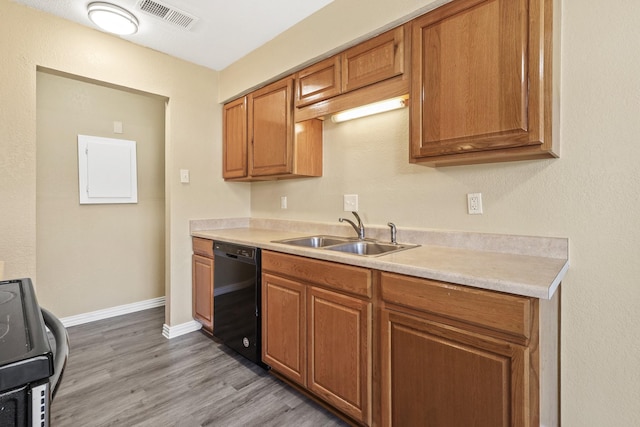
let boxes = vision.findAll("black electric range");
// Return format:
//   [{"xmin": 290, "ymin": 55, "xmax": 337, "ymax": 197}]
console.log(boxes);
[{"xmin": 0, "ymin": 278, "xmax": 68, "ymax": 427}]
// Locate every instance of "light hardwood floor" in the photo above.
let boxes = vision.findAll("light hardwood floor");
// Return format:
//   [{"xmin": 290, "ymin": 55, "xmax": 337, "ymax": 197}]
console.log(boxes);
[{"xmin": 51, "ymin": 306, "xmax": 347, "ymax": 427}]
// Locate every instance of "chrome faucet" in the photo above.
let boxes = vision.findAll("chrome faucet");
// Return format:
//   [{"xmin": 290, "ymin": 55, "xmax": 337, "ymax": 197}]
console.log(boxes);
[
  {"xmin": 339, "ymin": 211, "xmax": 365, "ymax": 240},
  {"xmin": 387, "ymin": 222, "xmax": 397, "ymax": 244}
]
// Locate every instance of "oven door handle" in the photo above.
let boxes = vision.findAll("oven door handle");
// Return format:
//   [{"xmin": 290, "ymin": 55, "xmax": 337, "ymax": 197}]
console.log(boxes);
[{"xmin": 41, "ymin": 307, "xmax": 69, "ymax": 400}]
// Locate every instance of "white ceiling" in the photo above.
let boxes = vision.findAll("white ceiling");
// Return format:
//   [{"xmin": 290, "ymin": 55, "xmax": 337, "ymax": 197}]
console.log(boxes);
[{"xmin": 12, "ymin": 0, "xmax": 334, "ymax": 71}]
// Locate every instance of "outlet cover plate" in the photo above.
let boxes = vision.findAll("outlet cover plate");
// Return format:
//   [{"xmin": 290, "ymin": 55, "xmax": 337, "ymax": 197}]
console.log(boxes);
[
  {"xmin": 467, "ymin": 193, "xmax": 483, "ymax": 214},
  {"xmin": 343, "ymin": 194, "xmax": 358, "ymax": 212}
]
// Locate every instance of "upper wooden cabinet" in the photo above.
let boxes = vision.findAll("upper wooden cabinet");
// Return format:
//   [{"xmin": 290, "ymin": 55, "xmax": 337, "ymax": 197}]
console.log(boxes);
[
  {"xmin": 410, "ymin": 0, "xmax": 557, "ymax": 166},
  {"xmin": 249, "ymin": 77, "xmax": 294, "ymax": 177},
  {"xmin": 223, "ymin": 76, "xmax": 323, "ymax": 181},
  {"xmin": 295, "ymin": 56, "xmax": 341, "ymax": 108},
  {"xmin": 224, "ymin": 0, "xmax": 558, "ymax": 171},
  {"xmin": 294, "ymin": 25, "xmax": 410, "ymax": 121},
  {"xmin": 222, "ymin": 97, "xmax": 247, "ymax": 179},
  {"xmin": 342, "ymin": 26, "xmax": 405, "ymax": 93}
]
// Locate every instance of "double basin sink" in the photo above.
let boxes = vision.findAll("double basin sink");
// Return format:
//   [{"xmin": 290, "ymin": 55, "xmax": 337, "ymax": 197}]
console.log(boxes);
[{"xmin": 273, "ymin": 235, "xmax": 419, "ymax": 257}]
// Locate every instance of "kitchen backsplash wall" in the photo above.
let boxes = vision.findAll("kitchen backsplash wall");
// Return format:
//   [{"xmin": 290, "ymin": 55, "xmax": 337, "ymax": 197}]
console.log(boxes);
[{"xmin": 250, "ymin": 107, "xmax": 560, "ymax": 238}]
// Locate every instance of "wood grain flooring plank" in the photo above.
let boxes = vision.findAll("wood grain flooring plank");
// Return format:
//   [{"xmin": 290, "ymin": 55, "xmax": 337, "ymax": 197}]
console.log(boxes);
[{"xmin": 51, "ymin": 307, "xmax": 347, "ymax": 427}]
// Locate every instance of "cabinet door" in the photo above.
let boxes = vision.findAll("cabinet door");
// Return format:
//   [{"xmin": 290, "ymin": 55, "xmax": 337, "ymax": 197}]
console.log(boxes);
[
  {"xmin": 222, "ymin": 97, "xmax": 248, "ymax": 179},
  {"xmin": 262, "ymin": 273, "xmax": 306, "ymax": 386},
  {"xmin": 192, "ymin": 254, "xmax": 214, "ymax": 333},
  {"xmin": 296, "ymin": 56, "xmax": 341, "ymax": 107},
  {"xmin": 248, "ymin": 77, "xmax": 293, "ymax": 177},
  {"xmin": 342, "ymin": 26, "xmax": 405, "ymax": 93},
  {"xmin": 411, "ymin": 0, "xmax": 552, "ymax": 163},
  {"xmin": 308, "ymin": 287, "xmax": 371, "ymax": 424},
  {"xmin": 380, "ymin": 309, "xmax": 528, "ymax": 427}
]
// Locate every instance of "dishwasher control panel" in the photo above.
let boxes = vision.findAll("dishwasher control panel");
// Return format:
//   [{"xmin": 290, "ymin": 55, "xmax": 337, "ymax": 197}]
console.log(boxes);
[{"xmin": 214, "ymin": 242, "xmax": 256, "ymax": 260}]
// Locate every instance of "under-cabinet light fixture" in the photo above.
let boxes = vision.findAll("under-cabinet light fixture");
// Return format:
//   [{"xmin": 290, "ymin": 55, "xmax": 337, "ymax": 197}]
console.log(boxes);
[
  {"xmin": 330, "ymin": 96, "xmax": 408, "ymax": 123},
  {"xmin": 88, "ymin": 2, "xmax": 139, "ymax": 35}
]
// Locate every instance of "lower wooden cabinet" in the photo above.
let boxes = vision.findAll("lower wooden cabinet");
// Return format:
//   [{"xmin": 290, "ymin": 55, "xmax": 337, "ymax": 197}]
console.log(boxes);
[
  {"xmin": 259, "ymin": 251, "xmax": 558, "ymax": 427},
  {"xmin": 379, "ymin": 271, "xmax": 559, "ymax": 427},
  {"xmin": 261, "ymin": 251, "xmax": 372, "ymax": 425},
  {"xmin": 308, "ymin": 286, "xmax": 371, "ymax": 422},
  {"xmin": 192, "ymin": 238, "xmax": 214, "ymax": 335},
  {"xmin": 262, "ymin": 273, "xmax": 307, "ymax": 386},
  {"xmin": 380, "ymin": 308, "xmax": 527, "ymax": 426}
]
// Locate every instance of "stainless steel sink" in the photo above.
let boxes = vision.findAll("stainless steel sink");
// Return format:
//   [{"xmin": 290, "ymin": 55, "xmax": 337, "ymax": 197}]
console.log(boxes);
[
  {"xmin": 273, "ymin": 235, "xmax": 354, "ymax": 248},
  {"xmin": 273, "ymin": 235, "xmax": 419, "ymax": 256},
  {"xmin": 325, "ymin": 240, "xmax": 418, "ymax": 256}
]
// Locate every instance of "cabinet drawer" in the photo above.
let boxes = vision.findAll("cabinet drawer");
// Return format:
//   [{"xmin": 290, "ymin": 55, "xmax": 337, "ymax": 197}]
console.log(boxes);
[
  {"xmin": 342, "ymin": 25, "xmax": 405, "ymax": 93},
  {"xmin": 381, "ymin": 272, "xmax": 532, "ymax": 339},
  {"xmin": 295, "ymin": 56, "xmax": 341, "ymax": 107},
  {"xmin": 192, "ymin": 237, "xmax": 214, "ymax": 257},
  {"xmin": 263, "ymin": 251, "xmax": 372, "ymax": 298}
]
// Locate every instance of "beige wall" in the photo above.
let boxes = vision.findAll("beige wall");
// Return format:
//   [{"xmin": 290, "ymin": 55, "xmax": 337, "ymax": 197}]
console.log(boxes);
[
  {"xmin": 222, "ymin": 0, "xmax": 640, "ymax": 425},
  {"xmin": 2, "ymin": 0, "xmax": 638, "ymax": 424},
  {"xmin": 0, "ymin": 0, "xmax": 251, "ymax": 325},
  {"xmin": 36, "ymin": 71, "xmax": 165, "ymax": 317}
]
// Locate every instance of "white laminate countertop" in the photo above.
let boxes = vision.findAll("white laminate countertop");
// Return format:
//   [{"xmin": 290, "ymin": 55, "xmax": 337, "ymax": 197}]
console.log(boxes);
[{"xmin": 191, "ymin": 218, "xmax": 569, "ymax": 300}]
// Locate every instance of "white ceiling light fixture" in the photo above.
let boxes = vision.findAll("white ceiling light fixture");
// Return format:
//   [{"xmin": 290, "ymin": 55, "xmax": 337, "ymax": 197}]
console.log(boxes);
[
  {"xmin": 88, "ymin": 2, "xmax": 139, "ymax": 35},
  {"xmin": 331, "ymin": 96, "xmax": 408, "ymax": 123}
]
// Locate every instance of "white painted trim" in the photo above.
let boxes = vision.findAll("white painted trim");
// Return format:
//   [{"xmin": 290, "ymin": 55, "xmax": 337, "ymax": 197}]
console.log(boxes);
[
  {"xmin": 548, "ymin": 260, "xmax": 570, "ymax": 299},
  {"xmin": 60, "ymin": 297, "xmax": 165, "ymax": 327},
  {"xmin": 162, "ymin": 320, "xmax": 202, "ymax": 339}
]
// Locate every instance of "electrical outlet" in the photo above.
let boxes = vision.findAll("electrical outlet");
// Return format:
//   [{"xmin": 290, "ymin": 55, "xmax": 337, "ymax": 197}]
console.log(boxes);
[
  {"xmin": 343, "ymin": 194, "xmax": 358, "ymax": 212},
  {"xmin": 467, "ymin": 193, "xmax": 483, "ymax": 214},
  {"xmin": 280, "ymin": 196, "xmax": 287, "ymax": 209}
]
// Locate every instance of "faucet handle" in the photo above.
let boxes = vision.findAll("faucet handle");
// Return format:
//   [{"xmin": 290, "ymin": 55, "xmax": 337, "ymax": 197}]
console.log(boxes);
[{"xmin": 387, "ymin": 222, "xmax": 397, "ymax": 244}]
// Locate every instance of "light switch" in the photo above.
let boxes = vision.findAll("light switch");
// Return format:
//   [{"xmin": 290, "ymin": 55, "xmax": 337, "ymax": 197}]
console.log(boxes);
[
  {"xmin": 180, "ymin": 169, "xmax": 190, "ymax": 183},
  {"xmin": 113, "ymin": 121, "xmax": 123, "ymax": 134}
]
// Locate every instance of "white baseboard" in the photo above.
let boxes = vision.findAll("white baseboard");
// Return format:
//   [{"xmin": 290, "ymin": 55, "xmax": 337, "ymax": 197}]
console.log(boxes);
[
  {"xmin": 162, "ymin": 320, "xmax": 202, "ymax": 339},
  {"xmin": 60, "ymin": 296, "xmax": 166, "ymax": 327}
]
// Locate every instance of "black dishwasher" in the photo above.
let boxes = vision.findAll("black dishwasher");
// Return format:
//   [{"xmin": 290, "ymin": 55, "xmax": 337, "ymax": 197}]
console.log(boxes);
[{"xmin": 213, "ymin": 241, "xmax": 264, "ymax": 367}]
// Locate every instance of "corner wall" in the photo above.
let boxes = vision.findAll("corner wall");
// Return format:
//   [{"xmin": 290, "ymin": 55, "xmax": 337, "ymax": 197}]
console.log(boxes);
[{"xmin": 0, "ymin": 0, "xmax": 251, "ymax": 325}]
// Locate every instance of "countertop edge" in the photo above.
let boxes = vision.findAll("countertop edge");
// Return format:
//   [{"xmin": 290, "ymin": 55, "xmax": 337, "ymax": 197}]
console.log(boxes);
[{"xmin": 191, "ymin": 223, "xmax": 569, "ymax": 300}]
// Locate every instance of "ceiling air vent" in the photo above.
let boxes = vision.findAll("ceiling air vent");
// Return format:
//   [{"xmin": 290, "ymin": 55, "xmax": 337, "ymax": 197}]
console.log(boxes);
[{"xmin": 137, "ymin": 0, "xmax": 198, "ymax": 30}]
